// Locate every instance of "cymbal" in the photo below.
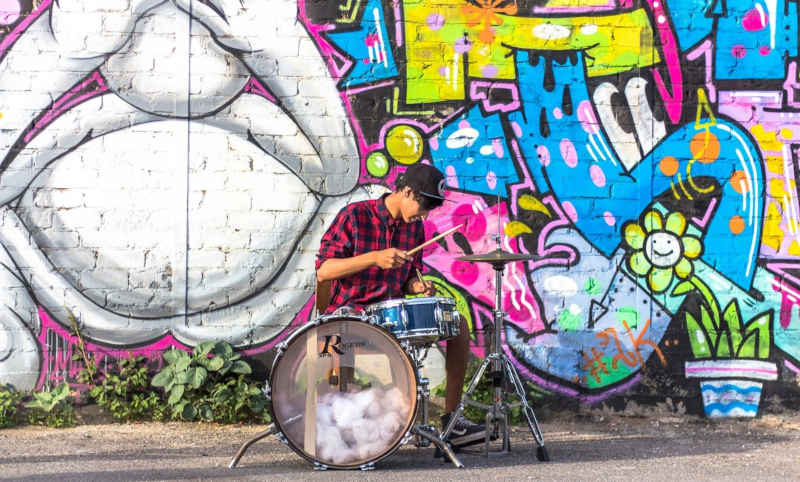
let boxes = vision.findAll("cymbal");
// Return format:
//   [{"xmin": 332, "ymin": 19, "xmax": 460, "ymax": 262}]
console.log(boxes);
[{"xmin": 456, "ymin": 249, "xmax": 541, "ymax": 264}]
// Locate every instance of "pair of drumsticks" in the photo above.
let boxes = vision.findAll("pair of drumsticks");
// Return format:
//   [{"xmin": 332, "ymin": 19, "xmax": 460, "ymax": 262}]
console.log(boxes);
[{"xmin": 408, "ymin": 223, "xmax": 463, "ymax": 286}]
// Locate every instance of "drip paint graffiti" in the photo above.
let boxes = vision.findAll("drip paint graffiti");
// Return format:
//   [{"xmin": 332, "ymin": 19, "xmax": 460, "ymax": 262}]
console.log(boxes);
[{"xmin": 1, "ymin": 0, "xmax": 800, "ymax": 419}]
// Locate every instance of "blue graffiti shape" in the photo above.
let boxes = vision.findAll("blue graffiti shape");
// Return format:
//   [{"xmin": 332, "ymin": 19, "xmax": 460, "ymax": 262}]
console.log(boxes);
[
  {"xmin": 429, "ymin": 105, "xmax": 518, "ymax": 196},
  {"xmin": 663, "ymin": 0, "xmax": 715, "ymax": 51},
  {"xmin": 326, "ymin": 0, "xmax": 398, "ymax": 87},
  {"xmin": 507, "ymin": 50, "xmax": 765, "ymax": 291},
  {"xmin": 714, "ymin": 0, "xmax": 798, "ymax": 80}
]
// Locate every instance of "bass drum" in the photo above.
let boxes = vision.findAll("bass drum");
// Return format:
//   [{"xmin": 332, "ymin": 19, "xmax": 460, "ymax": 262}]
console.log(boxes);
[{"xmin": 269, "ymin": 315, "xmax": 418, "ymax": 469}]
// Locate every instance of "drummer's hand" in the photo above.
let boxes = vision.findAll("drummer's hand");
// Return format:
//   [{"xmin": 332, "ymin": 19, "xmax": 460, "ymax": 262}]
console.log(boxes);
[
  {"xmin": 410, "ymin": 279, "xmax": 436, "ymax": 296},
  {"xmin": 373, "ymin": 248, "xmax": 411, "ymax": 269}
]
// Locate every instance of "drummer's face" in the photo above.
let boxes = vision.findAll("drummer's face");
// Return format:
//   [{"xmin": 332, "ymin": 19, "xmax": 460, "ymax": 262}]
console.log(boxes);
[{"xmin": 400, "ymin": 188, "xmax": 430, "ymax": 223}]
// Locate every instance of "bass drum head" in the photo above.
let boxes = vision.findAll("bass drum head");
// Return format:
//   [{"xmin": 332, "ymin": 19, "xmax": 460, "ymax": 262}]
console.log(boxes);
[{"xmin": 270, "ymin": 316, "xmax": 418, "ymax": 469}]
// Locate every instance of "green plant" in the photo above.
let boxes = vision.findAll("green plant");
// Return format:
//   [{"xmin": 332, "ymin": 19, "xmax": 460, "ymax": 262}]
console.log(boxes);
[
  {"xmin": 88, "ymin": 355, "xmax": 166, "ymax": 421},
  {"xmin": 152, "ymin": 341, "xmax": 269, "ymax": 422},
  {"xmin": 207, "ymin": 374, "xmax": 270, "ymax": 424},
  {"xmin": 0, "ymin": 386, "xmax": 24, "ymax": 428},
  {"xmin": 25, "ymin": 383, "xmax": 75, "ymax": 428},
  {"xmin": 69, "ymin": 311, "xmax": 97, "ymax": 384},
  {"xmin": 674, "ymin": 277, "xmax": 772, "ymax": 359}
]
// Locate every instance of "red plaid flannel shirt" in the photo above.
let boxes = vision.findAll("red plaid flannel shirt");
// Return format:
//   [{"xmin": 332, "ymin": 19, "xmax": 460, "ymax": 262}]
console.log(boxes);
[{"xmin": 316, "ymin": 194, "xmax": 424, "ymax": 313}]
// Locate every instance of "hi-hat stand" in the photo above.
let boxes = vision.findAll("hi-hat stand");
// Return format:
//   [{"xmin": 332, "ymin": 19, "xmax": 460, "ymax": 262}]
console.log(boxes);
[{"xmin": 441, "ymin": 239, "xmax": 549, "ymax": 460}]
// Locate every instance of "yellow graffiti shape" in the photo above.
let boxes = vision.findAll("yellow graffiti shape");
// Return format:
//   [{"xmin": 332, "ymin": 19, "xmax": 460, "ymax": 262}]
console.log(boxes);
[
  {"xmin": 505, "ymin": 220, "xmax": 532, "ymax": 238},
  {"xmin": 518, "ymin": 193, "xmax": 552, "ymax": 217},
  {"xmin": 694, "ymin": 88, "xmax": 717, "ymax": 129},
  {"xmin": 770, "ymin": 178, "xmax": 796, "ymax": 209},
  {"xmin": 403, "ymin": 1, "xmax": 660, "ymax": 103},
  {"xmin": 543, "ymin": 0, "xmax": 612, "ymax": 7},
  {"xmin": 765, "ymin": 155, "xmax": 786, "ymax": 175},
  {"xmin": 750, "ymin": 124, "xmax": 785, "ymax": 153},
  {"xmin": 763, "ymin": 201, "xmax": 786, "ymax": 251}
]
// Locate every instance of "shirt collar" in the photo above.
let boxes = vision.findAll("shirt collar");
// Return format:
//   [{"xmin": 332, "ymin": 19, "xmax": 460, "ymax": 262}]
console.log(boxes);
[{"xmin": 374, "ymin": 193, "xmax": 401, "ymax": 228}]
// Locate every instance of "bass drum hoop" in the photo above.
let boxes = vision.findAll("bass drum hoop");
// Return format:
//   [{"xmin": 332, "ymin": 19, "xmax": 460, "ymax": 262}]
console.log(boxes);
[{"xmin": 268, "ymin": 315, "xmax": 419, "ymax": 469}]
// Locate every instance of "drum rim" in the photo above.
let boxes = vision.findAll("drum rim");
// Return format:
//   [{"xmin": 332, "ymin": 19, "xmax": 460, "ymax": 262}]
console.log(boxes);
[
  {"xmin": 393, "ymin": 327, "xmax": 441, "ymax": 339},
  {"xmin": 365, "ymin": 296, "xmax": 456, "ymax": 310},
  {"xmin": 268, "ymin": 315, "xmax": 420, "ymax": 469}
]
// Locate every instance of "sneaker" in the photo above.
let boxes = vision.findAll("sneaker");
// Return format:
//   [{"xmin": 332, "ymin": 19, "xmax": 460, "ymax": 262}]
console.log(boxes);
[{"xmin": 440, "ymin": 412, "xmax": 492, "ymax": 448}]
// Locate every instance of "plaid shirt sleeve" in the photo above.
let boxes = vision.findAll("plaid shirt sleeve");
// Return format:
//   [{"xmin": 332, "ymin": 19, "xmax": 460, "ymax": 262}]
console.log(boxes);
[{"xmin": 315, "ymin": 207, "xmax": 355, "ymax": 270}]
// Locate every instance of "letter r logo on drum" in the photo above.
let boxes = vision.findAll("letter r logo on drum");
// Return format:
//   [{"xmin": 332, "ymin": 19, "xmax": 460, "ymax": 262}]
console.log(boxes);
[{"xmin": 320, "ymin": 334, "xmax": 345, "ymax": 357}]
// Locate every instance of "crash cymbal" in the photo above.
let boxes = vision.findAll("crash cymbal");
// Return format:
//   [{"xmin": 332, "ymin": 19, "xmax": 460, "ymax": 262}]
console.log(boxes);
[{"xmin": 456, "ymin": 249, "xmax": 541, "ymax": 264}]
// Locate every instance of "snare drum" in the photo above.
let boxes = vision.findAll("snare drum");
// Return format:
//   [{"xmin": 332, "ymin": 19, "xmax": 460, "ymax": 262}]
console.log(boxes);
[
  {"xmin": 365, "ymin": 296, "xmax": 461, "ymax": 345},
  {"xmin": 268, "ymin": 315, "xmax": 418, "ymax": 470}
]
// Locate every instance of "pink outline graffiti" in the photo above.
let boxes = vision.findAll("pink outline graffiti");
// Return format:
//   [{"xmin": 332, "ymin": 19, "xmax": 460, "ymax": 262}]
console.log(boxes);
[
  {"xmin": 686, "ymin": 39, "xmax": 716, "ymax": 103},
  {"xmin": 691, "ymin": 196, "xmax": 718, "ymax": 228},
  {"xmin": 23, "ymin": 71, "xmax": 108, "ymax": 144},
  {"xmin": 35, "ymin": 308, "xmax": 188, "ymax": 389},
  {"xmin": 345, "ymin": 79, "xmax": 395, "ymax": 97},
  {"xmin": 244, "ymin": 76, "xmax": 277, "ymax": 103},
  {"xmin": 685, "ymin": 366, "xmax": 779, "ymax": 376},
  {"xmin": 298, "ymin": 1, "xmax": 352, "ymax": 81},
  {"xmin": 770, "ymin": 270, "xmax": 800, "ymax": 329},
  {"xmin": 0, "ymin": 0, "xmax": 51, "ymax": 58},
  {"xmin": 767, "ymin": 262, "xmax": 800, "ymax": 291},
  {"xmin": 646, "ymin": 0, "xmax": 684, "ymax": 125},
  {"xmin": 469, "ymin": 81, "xmax": 520, "ymax": 113},
  {"xmin": 783, "ymin": 61, "xmax": 800, "ymax": 109},
  {"xmin": 392, "ymin": 0, "xmax": 403, "ymax": 47},
  {"xmin": 532, "ymin": 0, "xmax": 616, "ymax": 14}
]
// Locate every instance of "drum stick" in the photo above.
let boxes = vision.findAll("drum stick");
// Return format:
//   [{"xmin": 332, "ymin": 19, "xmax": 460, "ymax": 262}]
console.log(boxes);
[{"xmin": 407, "ymin": 224, "xmax": 463, "ymax": 256}]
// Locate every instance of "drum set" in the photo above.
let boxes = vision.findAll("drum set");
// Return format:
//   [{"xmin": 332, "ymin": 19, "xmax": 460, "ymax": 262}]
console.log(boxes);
[{"xmin": 229, "ymin": 243, "xmax": 548, "ymax": 470}]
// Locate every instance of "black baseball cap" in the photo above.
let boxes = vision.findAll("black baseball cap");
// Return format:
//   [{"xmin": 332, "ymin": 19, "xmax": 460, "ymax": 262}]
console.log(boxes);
[{"xmin": 401, "ymin": 163, "xmax": 447, "ymax": 205}]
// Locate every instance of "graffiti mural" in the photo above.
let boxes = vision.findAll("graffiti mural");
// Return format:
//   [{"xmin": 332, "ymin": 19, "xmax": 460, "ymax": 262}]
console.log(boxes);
[{"xmin": 1, "ymin": 0, "xmax": 800, "ymax": 418}]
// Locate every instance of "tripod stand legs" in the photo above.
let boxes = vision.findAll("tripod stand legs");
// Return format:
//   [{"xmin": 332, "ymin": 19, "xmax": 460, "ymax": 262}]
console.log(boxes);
[
  {"xmin": 228, "ymin": 423, "xmax": 279, "ymax": 468},
  {"xmin": 502, "ymin": 354, "xmax": 549, "ymax": 461},
  {"xmin": 442, "ymin": 352, "xmax": 548, "ymax": 460},
  {"xmin": 412, "ymin": 425, "xmax": 464, "ymax": 468}
]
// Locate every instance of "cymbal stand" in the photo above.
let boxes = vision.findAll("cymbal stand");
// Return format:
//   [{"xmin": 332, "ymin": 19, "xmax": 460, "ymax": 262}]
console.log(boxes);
[{"xmin": 440, "ymin": 237, "xmax": 549, "ymax": 461}]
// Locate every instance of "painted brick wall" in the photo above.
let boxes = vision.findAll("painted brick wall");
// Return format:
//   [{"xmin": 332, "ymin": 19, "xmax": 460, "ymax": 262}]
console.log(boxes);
[{"xmin": 0, "ymin": 0, "xmax": 799, "ymax": 419}]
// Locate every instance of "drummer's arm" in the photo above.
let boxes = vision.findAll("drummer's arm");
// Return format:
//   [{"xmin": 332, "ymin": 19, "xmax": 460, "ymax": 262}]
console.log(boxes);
[
  {"xmin": 317, "ymin": 254, "xmax": 372, "ymax": 282},
  {"xmin": 318, "ymin": 249, "xmax": 413, "ymax": 281}
]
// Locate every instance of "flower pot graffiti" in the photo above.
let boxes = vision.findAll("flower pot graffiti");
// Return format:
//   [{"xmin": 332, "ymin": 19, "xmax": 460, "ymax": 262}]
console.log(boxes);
[{"xmin": 685, "ymin": 360, "xmax": 777, "ymax": 418}]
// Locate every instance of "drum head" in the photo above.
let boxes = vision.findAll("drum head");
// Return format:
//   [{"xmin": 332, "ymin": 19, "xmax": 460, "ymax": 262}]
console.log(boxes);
[{"xmin": 270, "ymin": 316, "xmax": 418, "ymax": 469}]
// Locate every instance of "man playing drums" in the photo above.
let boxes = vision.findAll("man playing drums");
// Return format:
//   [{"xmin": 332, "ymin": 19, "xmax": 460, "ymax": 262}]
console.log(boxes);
[{"xmin": 315, "ymin": 163, "xmax": 490, "ymax": 450}]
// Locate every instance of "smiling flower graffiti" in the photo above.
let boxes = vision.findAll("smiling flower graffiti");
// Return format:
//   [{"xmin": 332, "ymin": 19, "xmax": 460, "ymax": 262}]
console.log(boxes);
[{"xmin": 622, "ymin": 209, "xmax": 703, "ymax": 293}]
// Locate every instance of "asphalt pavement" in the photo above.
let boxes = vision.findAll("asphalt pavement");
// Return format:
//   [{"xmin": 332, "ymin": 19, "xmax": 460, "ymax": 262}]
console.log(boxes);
[{"xmin": 2, "ymin": 411, "xmax": 800, "ymax": 481}]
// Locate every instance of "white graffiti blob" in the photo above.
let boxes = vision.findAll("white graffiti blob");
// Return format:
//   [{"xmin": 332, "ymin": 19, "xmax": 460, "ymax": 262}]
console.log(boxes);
[{"xmin": 0, "ymin": 0, "xmax": 361, "ymax": 387}]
